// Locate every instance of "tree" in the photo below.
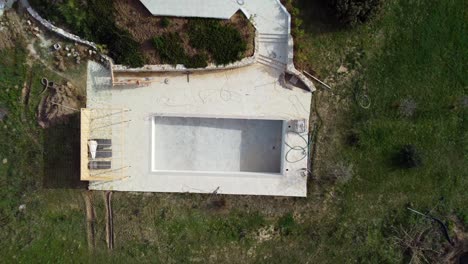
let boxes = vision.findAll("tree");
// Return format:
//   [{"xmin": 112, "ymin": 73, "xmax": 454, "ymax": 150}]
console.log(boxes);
[{"xmin": 330, "ymin": 0, "xmax": 382, "ymax": 26}]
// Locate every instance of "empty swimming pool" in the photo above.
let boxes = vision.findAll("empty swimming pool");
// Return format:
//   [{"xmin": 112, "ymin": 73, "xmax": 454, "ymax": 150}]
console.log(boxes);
[{"xmin": 151, "ymin": 116, "xmax": 284, "ymax": 173}]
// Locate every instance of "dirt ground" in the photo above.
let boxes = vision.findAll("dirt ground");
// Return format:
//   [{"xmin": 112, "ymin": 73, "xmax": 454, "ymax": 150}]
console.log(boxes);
[
  {"xmin": 113, "ymin": 0, "xmax": 255, "ymax": 64},
  {"xmin": 0, "ymin": 11, "xmax": 23, "ymax": 50}
]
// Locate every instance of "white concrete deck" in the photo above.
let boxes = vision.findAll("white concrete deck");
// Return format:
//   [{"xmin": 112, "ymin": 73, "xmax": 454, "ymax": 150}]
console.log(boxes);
[
  {"xmin": 0, "ymin": 0, "xmax": 16, "ymax": 16},
  {"xmin": 87, "ymin": 61, "xmax": 311, "ymax": 196},
  {"xmin": 86, "ymin": 0, "xmax": 313, "ymax": 196}
]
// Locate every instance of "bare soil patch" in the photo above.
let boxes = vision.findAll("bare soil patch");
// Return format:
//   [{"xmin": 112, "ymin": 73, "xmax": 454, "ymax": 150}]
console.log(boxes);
[
  {"xmin": 37, "ymin": 80, "xmax": 81, "ymax": 128},
  {"xmin": 113, "ymin": 0, "xmax": 255, "ymax": 65},
  {"xmin": 0, "ymin": 11, "xmax": 23, "ymax": 50}
]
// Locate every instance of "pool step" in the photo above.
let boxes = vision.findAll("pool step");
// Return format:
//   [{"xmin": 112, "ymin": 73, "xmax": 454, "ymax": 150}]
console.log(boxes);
[
  {"xmin": 257, "ymin": 55, "xmax": 286, "ymax": 71},
  {"xmin": 258, "ymin": 33, "xmax": 289, "ymax": 43}
]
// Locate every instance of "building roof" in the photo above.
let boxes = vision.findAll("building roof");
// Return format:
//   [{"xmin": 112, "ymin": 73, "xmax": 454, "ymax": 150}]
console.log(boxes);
[{"xmin": 139, "ymin": 0, "xmax": 242, "ymax": 19}]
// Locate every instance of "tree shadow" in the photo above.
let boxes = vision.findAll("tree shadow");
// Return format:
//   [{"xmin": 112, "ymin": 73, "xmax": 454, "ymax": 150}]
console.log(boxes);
[
  {"xmin": 295, "ymin": 0, "xmax": 341, "ymax": 35},
  {"xmin": 43, "ymin": 113, "xmax": 87, "ymax": 189}
]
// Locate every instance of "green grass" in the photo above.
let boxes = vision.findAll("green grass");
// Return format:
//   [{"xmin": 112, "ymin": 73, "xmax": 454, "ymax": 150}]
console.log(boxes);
[
  {"xmin": 0, "ymin": 47, "xmax": 93, "ymax": 262},
  {"xmin": 291, "ymin": 0, "xmax": 467, "ymax": 262}
]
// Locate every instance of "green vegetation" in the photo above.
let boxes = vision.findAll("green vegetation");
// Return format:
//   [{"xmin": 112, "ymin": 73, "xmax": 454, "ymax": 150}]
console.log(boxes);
[
  {"xmin": 151, "ymin": 33, "xmax": 187, "ymax": 65},
  {"xmin": 189, "ymin": 19, "xmax": 247, "ymax": 65},
  {"xmin": 160, "ymin": 17, "xmax": 171, "ymax": 28},
  {"xmin": 152, "ymin": 33, "xmax": 208, "ymax": 68},
  {"xmin": 29, "ymin": 0, "xmax": 144, "ymax": 67},
  {"xmin": 0, "ymin": 46, "xmax": 91, "ymax": 261},
  {"xmin": 151, "ymin": 19, "xmax": 247, "ymax": 67},
  {"xmin": 30, "ymin": 0, "xmax": 248, "ymax": 68},
  {"xmin": 289, "ymin": 0, "xmax": 467, "ymax": 261}
]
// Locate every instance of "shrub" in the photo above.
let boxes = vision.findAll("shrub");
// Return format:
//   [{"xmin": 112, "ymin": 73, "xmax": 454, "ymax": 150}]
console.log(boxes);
[
  {"xmin": 152, "ymin": 33, "xmax": 208, "ymax": 68},
  {"xmin": 277, "ymin": 213, "xmax": 297, "ymax": 236},
  {"xmin": 392, "ymin": 144, "xmax": 422, "ymax": 169},
  {"xmin": 330, "ymin": 0, "xmax": 382, "ymax": 26},
  {"xmin": 160, "ymin": 17, "xmax": 171, "ymax": 28},
  {"xmin": 455, "ymin": 210, "xmax": 468, "ymax": 226},
  {"xmin": 186, "ymin": 53, "xmax": 209, "ymax": 68},
  {"xmin": 188, "ymin": 19, "xmax": 246, "ymax": 65},
  {"xmin": 152, "ymin": 33, "xmax": 187, "ymax": 65}
]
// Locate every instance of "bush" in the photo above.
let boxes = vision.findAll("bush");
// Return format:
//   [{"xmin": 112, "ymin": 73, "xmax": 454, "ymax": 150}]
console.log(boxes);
[
  {"xmin": 152, "ymin": 33, "xmax": 188, "ymax": 65},
  {"xmin": 160, "ymin": 17, "xmax": 171, "ymax": 28},
  {"xmin": 186, "ymin": 53, "xmax": 209, "ymax": 68},
  {"xmin": 188, "ymin": 19, "xmax": 246, "ymax": 65},
  {"xmin": 330, "ymin": 0, "xmax": 382, "ymax": 26},
  {"xmin": 392, "ymin": 144, "xmax": 422, "ymax": 169},
  {"xmin": 152, "ymin": 33, "xmax": 208, "ymax": 68},
  {"xmin": 277, "ymin": 213, "xmax": 297, "ymax": 236}
]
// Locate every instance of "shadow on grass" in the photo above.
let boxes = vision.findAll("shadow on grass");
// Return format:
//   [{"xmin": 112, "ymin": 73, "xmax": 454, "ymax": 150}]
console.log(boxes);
[
  {"xmin": 295, "ymin": 0, "xmax": 341, "ymax": 34},
  {"xmin": 43, "ymin": 113, "xmax": 87, "ymax": 189}
]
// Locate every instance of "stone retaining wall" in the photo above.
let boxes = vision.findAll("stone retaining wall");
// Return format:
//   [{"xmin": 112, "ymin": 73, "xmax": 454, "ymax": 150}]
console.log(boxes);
[{"xmin": 26, "ymin": 7, "xmax": 97, "ymax": 49}]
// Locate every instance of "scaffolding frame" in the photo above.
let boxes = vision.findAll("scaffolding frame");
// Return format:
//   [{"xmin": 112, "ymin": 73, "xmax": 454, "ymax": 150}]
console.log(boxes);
[{"xmin": 80, "ymin": 108, "xmax": 130, "ymax": 181}]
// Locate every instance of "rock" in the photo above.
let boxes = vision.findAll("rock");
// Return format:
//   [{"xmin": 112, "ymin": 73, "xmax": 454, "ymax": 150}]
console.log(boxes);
[
  {"xmin": 27, "ymin": 20, "xmax": 31, "ymax": 26},
  {"xmin": 337, "ymin": 65, "xmax": 348, "ymax": 74},
  {"xmin": 67, "ymin": 53, "xmax": 71, "ymax": 57},
  {"xmin": 66, "ymin": 81, "xmax": 73, "ymax": 88},
  {"xmin": 57, "ymin": 60, "xmax": 66, "ymax": 72},
  {"xmin": 2, "ymin": 158, "xmax": 7, "ymax": 164},
  {"xmin": 18, "ymin": 204, "xmax": 26, "ymax": 211},
  {"xmin": 65, "ymin": 46, "xmax": 70, "ymax": 51},
  {"xmin": 88, "ymin": 49, "xmax": 93, "ymax": 55}
]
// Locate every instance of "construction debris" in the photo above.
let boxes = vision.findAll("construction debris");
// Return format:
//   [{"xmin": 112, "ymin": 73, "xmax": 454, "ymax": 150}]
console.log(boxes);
[
  {"xmin": 104, "ymin": 191, "xmax": 114, "ymax": 250},
  {"xmin": 337, "ymin": 65, "xmax": 349, "ymax": 74}
]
